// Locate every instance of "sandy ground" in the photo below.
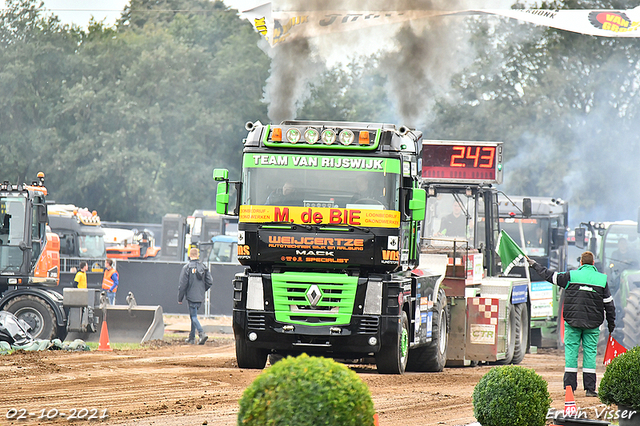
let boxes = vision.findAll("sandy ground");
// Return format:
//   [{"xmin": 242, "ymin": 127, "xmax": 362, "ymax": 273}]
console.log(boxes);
[{"xmin": 0, "ymin": 316, "xmax": 613, "ymax": 426}]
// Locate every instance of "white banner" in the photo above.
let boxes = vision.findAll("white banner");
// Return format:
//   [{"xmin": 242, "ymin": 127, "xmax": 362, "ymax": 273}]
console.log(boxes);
[
  {"xmin": 241, "ymin": 5, "xmax": 640, "ymax": 46},
  {"xmin": 479, "ymin": 8, "xmax": 640, "ymax": 38}
]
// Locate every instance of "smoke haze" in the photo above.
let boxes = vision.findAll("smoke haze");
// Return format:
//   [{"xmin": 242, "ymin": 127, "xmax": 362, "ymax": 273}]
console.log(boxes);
[{"xmin": 263, "ymin": 0, "xmax": 513, "ymax": 124}]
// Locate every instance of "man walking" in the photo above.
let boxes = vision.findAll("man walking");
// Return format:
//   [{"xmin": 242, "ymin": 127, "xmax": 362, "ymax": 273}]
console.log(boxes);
[
  {"xmin": 102, "ymin": 258, "xmax": 119, "ymax": 305},
  {"xmin": 178, "ymin": 248, "xmax": 213, "ymax": 345},
  {"xmin": 528, "ymin": 251, "xmax": 615, "ymax": 396}
]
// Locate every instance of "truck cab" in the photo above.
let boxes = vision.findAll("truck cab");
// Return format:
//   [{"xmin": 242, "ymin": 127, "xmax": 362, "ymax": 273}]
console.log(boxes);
[
  {"xmin": 47, "ymin": 204, "xmax": 106, "ymax": 271},
  {"xmin": 419, "ymin": 141, "xmax": 530, "ymax": 367},
  {"xmin": 216, "ymin": 120, "xmax": 426, "ymax": 373},
  {"xmin": 575, "ymin": 220, "xmax": 640, "ymax": 349},
  {"xmin": 0, "ymin": 174, "xmax": 57, "ymax": 289},
  {"xmin": 497, "ymin": 196, "xmax": 568, "ymax": 348}
]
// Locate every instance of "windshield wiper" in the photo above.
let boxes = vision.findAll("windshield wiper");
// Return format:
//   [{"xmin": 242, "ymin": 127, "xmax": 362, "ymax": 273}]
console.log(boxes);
[{"xmin": 260, "ymin": 222, "xmax": 314, "ymax": 231}]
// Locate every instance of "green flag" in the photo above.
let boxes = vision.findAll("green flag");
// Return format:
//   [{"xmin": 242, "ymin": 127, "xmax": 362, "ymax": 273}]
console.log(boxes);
[{"xmin": 496, "ymin": 230, "xmax": 526, "ymax": 274}]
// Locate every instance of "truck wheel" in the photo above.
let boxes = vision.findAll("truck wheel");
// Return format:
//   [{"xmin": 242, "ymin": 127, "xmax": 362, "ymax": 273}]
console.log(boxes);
[
  {"xmin": 621, "ymin": 288, "xmax": 640, "ymax": 348},
  {"xmin": 511, "ymin": 303, "xmax": 529, "ymax": 364},
  {"xmin": 3, "ymin": 295, "xmax": 57, "ymax": 340},
  {"xmin": 407, "ymin": 289, "xmax": 449, "ymax": 372},
  {"xmin": 376, "ymin": 310, "xmax": 409, "ymax": 374},
  {"xmin": 494, "ymin": 304, "xmax": 516, "ymax": 365},
  {"xmin": 235, "ymin": 333, "xmax": 267, "ymax": 369}
]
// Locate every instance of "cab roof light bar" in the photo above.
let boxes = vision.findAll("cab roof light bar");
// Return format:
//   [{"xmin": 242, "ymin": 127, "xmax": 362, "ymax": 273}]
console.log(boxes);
[{"xmin": 263, "ymin": 124, "xmax": 382, "ymax": 150}]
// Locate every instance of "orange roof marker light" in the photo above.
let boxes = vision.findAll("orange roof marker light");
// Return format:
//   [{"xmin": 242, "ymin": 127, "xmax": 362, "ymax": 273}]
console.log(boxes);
[
  {"xmin": 271, "ymin": 127, "xmax": 282, "ymax": 142},
  {"xmin": 359, "ymin": 130, "xmax": 371, "ymax": 145}
]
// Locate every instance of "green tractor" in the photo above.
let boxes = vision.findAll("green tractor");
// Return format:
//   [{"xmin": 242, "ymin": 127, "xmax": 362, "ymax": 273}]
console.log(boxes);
[{"xmin": 575, "ymin": 219, "xmax": 640, "ymax": 349}]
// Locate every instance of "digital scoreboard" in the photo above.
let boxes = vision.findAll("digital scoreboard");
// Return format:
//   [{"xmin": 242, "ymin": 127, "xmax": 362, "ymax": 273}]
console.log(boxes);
[{"xmin": 421, "ymin": 141, "xmax": 503, "ymax": 184}]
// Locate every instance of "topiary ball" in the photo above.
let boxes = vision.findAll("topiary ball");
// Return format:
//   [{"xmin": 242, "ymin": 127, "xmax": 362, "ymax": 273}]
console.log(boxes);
[
  {"xmin": 472, "ymin": 365, "xmax": 551, "ymax": 426},
  {"xmin": 237, "ymin": 354, "xmax": 375, "ymax": 426},
  {"xmin": 599, "ymin": 346, "xmax": 640, "ymax": 410}
]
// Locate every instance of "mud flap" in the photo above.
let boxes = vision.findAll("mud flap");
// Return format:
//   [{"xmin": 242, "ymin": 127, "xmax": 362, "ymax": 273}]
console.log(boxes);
[{"xmin": 67, "ymin": 305, "xmax": 165, "ymax": 344}]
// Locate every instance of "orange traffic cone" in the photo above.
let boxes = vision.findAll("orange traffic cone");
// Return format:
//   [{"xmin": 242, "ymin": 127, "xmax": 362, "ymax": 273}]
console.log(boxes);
[
  {"xmin": 564, "ymin": 385, "xmax": 577, "ymax": 417},
  {"xmin": 98, "ymin": 320, "xmax": 113, "ymax": 351},
  {"xmin": 373, "ymin": 413, "xmax": 379, "ymax": 426}
]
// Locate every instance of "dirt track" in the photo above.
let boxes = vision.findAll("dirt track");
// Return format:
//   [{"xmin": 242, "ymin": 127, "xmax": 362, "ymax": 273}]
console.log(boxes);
[{"xmin": 0, "ymin": 334, "xmax": 612, "ymax": 426}]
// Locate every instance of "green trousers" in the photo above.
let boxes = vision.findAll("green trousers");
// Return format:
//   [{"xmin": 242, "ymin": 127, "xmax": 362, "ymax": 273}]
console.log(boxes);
[{"xmin": 564, "ymin": 322, "xmax": 600, "ymax": 391}]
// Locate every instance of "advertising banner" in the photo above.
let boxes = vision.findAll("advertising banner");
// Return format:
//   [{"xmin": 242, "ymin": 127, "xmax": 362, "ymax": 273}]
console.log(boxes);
[
  {"xmin": 240, "ymin": 205, "xmax": 401, "ymax": 228},
  {"xmin": 257, "ymin": 231, "xmax": 375, "ymax": 265},
  {"xmin": 241, "ymin": 4, "xmax": 640, "ymax": 46}
]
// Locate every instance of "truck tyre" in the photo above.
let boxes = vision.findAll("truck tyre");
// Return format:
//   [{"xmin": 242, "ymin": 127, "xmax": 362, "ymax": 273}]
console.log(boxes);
[
  {"xmin": 376, "ymin": 310, "xmax": 409, "ymax": 374},
  {"xmin": 494, "ymin": 303, "xmax": 516, "ymax": 365},
  {"xmin": 511, "ymin": 303, "xmax": 529, "ymax": 364},
  {"xmin": 3, "ymin": 295, "xmax": 57, "ymax": 340},
  {"xmin": 621, "ymin": 288, "xmax": 640, "ymax": 348},
  {"xmin": 407, "ymin": 289, "xmax": 449, "ymax": 372},
  {"xmin": 235, "ymin": 333, "xmax": 267, "ymax": 369}
]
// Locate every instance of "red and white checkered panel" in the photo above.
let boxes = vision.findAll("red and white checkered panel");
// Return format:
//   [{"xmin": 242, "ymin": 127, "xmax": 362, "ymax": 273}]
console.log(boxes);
[{"xmin": 470, "ymin": 297, "xmax": 500, "ymax": 325}]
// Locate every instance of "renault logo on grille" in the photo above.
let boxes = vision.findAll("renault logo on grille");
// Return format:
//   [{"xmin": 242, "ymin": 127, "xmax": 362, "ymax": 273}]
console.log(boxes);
[{"xmin": 306, "ymin": 285, "xmax": 322, "ymax": 307}]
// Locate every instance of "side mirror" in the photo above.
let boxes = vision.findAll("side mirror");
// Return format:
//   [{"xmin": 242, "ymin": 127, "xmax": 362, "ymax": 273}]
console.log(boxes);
[
  {"xmin": 213, "ymin": 168, "xmax": 229, "ymax": 182},
  {"xmin": 409, "ymin": 188, "xmax": 426, "ymax": 221},
  {"xmin": 575, "ymin": 227, "xmax": 586, "ymax": 249},
  {"xmin": 522, "ymin": 198, "xmax": 532, "ymax": 218},
  {"xmin": 213, "ymin": 168, "xmax": 230, "ymax": 215},
  {"xmin": 38, "ymin": 204, "xmax": 48, "ymax": 224},
  {"xmin": 216, "ymin": 182, "xmax": 230, "ymax": 215}
]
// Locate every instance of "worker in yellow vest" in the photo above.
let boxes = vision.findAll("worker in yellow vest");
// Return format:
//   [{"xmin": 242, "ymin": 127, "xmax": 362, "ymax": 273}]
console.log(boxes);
[
  {"xmin": 102, "ymin": 258, "xmax": 119, "ymax": 305},
  {"xmin": 73, "ymin": 261, "xmax": 88, "ymax": 289}
]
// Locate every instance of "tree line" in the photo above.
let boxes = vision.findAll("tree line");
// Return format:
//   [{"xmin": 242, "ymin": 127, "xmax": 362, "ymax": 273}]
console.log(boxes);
[{"xmin": 1, "ymin": 0, "xmax": 638, "ymax": 224}]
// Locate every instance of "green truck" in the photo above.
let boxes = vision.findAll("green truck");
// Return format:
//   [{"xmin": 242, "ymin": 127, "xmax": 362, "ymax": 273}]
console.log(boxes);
[
  {"xmin": 575, "ymin": 220, "xmax": 640, "ymax": 349},
  {"xmin": 497, "ymin": 196, "xmax": 568, "ymax": 348}
]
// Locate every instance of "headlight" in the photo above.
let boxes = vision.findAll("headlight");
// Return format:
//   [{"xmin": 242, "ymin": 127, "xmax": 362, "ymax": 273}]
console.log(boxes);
[
  {"xmin": 321, "ymin": 129, "xmax": 336, "ymax": 144},
  {"xmin": 304, "ymin": 128, "xmax": 319, "ymax": 144},
  {"xmin": 339, "ymin": 129, "xmax": 355, "ymax": 145},
  {"xmin": 286, "ymin": 128, "xmax": 301, "ymax": 143}
]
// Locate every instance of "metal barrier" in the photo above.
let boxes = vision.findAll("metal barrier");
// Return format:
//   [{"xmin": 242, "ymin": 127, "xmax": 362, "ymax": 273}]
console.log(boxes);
[
  {"xmin": 59, "ymin": 257, "xmax": 106, "ymax": 273},
  {"xmin": 55, "ymin": 259, "xmax": 245, "ymax": 317}
]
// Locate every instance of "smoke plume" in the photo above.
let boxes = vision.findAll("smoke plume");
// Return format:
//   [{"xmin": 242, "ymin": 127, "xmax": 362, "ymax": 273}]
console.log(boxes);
[{"xmin": 262, "ymin": 0, "xmax": 513, "ymax": 125}]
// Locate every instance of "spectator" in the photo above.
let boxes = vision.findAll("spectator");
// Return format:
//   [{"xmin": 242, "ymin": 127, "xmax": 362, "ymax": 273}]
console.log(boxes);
[
  {"xmin": 73, "ymin": 261, "xmax": 88, "ymax": 289},
  {"xmin": 178, "ymin": 248, "xmax": 213, "ymax": 345},
  {"xmin": 102, "ymin": 258, "xmax": 119, "ymax": 305}
]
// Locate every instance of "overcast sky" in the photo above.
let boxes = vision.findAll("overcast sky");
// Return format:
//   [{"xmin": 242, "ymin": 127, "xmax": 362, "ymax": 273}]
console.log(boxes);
[{"xmin": 1, "ymin": 0, "xmax": 262, "ymax": 28}]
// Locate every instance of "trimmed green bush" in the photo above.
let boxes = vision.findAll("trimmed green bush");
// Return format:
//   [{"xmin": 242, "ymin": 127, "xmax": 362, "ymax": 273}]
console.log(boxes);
[
  {"xmin": 599, "ymin": 346, "xmax": 640, "ymax": 410},
  {"xmin": 473, "ymin": 365, "xmax": 551, "ymax": 426},
  {"xmin": 237, "ymin": 354, "xmax": 375, "ymax": 426}
]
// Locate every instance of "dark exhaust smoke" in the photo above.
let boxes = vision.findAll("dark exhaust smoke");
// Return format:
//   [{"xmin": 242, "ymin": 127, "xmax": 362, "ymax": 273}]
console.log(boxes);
[{"xmin": 262, "ymin": 0, "xmax": 511, "ymax": 125}]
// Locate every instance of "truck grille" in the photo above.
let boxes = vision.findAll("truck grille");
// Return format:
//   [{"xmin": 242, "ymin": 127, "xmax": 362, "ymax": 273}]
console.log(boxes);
[
  {"xmin": 358, "ymin": 317, "xmax": 379, "ymax": 333},
  {"xmin": 247, "ymin": 312, "xmax": 267, "ymax": 330},
  {"xmin": 271, "ymin": 272, "xmax": 357, "ymax": 326}
]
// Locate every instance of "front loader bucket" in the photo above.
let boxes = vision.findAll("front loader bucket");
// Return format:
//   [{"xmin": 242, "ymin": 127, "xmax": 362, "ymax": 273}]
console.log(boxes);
[{"xmin": 68, "ymin": 305, "xmax": 165, "ymax": 344}]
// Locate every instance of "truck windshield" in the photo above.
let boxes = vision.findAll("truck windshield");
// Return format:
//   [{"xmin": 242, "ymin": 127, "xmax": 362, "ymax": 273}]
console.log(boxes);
[
  {"xmin": 603, "ymin": 224, "xmax": 640, "ymax": 273},
  {"xmin": 0, "ymin": 196, "xmax": 27, "ymax": 271},
  {"xmin": 499, "ymin": 218, "xmax": 549, "ymax": 257},
  {"xmin": 78, "ymin": 235, "xmax": 106, "ymax": 258},
  {"xmin": 423, "ymin": 192, "xmax": 476, "ymax": 246},
  {"xmin": 209, "ymin": 240, "xmax": 238, "ymax": 263},
  {"xmin": 243, "ymin": 163, "xmax": 400, "ymax": 211}
]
